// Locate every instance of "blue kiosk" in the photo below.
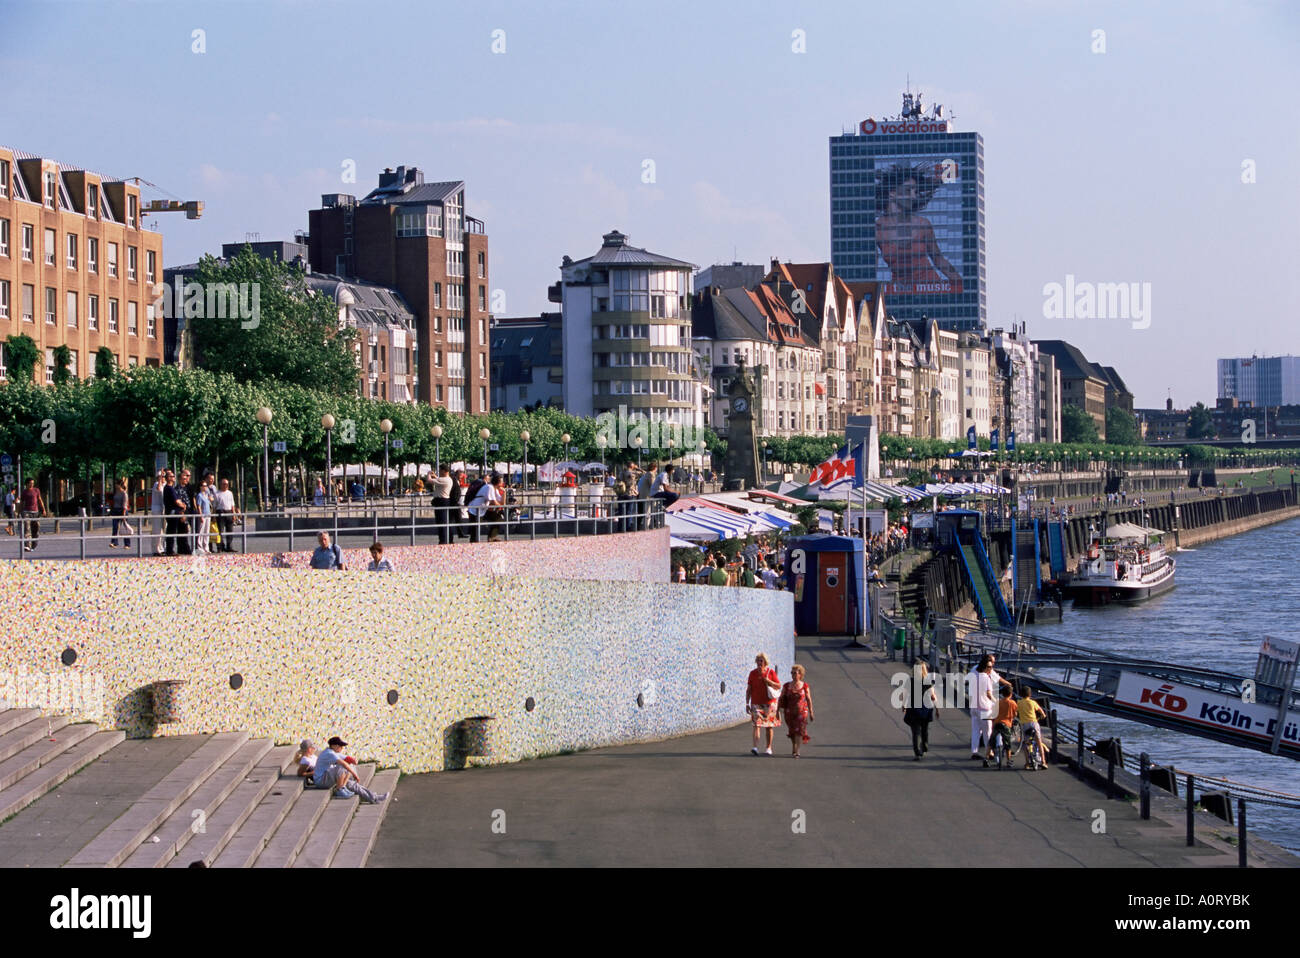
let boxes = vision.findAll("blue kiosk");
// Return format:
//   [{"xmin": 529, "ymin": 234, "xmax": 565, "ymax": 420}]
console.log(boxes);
[{"xmin": 784, "ymin": 534, "xmax": 866, "ymax": 636}]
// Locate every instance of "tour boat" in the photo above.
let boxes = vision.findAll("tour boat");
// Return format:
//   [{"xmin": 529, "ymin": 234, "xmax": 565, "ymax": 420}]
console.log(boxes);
[{"xmin": 1063, "ymin": 521, "xmax": 1176, "ymax": 605}]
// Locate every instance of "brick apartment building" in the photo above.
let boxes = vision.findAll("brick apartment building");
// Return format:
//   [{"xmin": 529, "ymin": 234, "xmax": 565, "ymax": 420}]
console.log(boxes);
[
  {"xmin": 308, "ymin": 166, "xmax": 490, "ymax": 412},
  {"xmin": 0, "ymin": 147, "xmax": 165, "ymax": 383}
]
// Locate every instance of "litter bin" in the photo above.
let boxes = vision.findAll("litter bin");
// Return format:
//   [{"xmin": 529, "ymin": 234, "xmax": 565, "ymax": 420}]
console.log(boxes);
[
  {"xmin": 151, "ymin": 679, "xmax": 188, "ymax": 724},
  {"xmin": 456, "ymin": 715, "xmax": 497, "ymax": 767},
  {"xmin": 892, "ymin": 627, "xmax": 907, "ymax": 651}
]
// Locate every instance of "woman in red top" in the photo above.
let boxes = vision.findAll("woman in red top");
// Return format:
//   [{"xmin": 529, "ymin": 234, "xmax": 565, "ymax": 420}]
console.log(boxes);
[
  {"xmin": 779, "ymin": 664, "xmax": 814, "ymax": 758},
  {"xmin": 746, "ymin": 653, "xmax": 781, "ymax": 756}
]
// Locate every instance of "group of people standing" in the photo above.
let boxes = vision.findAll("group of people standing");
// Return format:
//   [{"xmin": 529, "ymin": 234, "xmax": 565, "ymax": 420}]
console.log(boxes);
[{"xmin": 140, "ymin": 469, "xmax": 239, "ymax": 556}]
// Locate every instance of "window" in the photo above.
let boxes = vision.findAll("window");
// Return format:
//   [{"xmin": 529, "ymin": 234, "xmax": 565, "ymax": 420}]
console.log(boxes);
[
  {"xmin": 518, "ymin": 385, "xmax": 528, "ymax": 400},
  {"xmin": 146, "ymin": 250, "xmax": 156, "ymax": 284},
  {"xmin": 128, "ymin": 356, "xmax": 137, "ymax": 368},
  {"xmin": 87, "ymin": 184, "xmax": 98, "ymax": 219},
  {"xmin": 45, "ymin": 287, "xmax": 56, "ymax": 325},
  {"xmin": 107, "ymin": 243, "xmax": 118, "ymax": 277},
  {"xmin": 0, "ymin": 219, "xmax": 7, "ymax": 257},
  {"xmin": 447, "ymin": 249, "xmax": 463, "ymax": 276},
  {"xmin": 44, "ymin": 171, "xmax": 56, "ymax": 209},
  {"xmin": 447, "ymin": 285, "xmax": 464, "ymax": 311},
  {"xmin": 478, "ymin": 318, "xmax": 486, "ymax": 343},
  {"xmin": 128, "ymin": 301, "xmax": 138, "ymax": 335},
  {"xmin": 0, "ymin": 159, "xmax": 7, "ymax": 198},
  {"xmin": 477, "ymin": 251, "xmax": 485, "ymax": 278},
  {"xmin": 434, "ymin": 350, "xmax": 442, "ymax": 368},
  {"xmin": 433, "ymin": 315, "xmax": 442, "ymax": 333},
  {"xmin": 480, "ymin": 385, "xmax": 487, "ymax": 410},
  {"xmin": 479, "ymin": 353, "xmax": 486, "ymax": 376},
  {"xmin": 435, "ymin": 384, "xmax": 443, "ymax": 403},
  {"xmin": 45, "ymin": 228, "xmax": 56, "ymax": 266},
  {"xmin": 0, "ymin": 280, "xmax": 8, "ymax": 319},
  {"xmin": 68, "ymin": 349, "xmax": 78, "ymax": 381},
  {"xmin": 22, "ymin": 224, "xmax": 33, "ymax": 261},
  {"xmin": 66, "ymin": 290, "xmax": 78, "ymax": 328},
  {"xmin": 88, "ymin": 237, "xmax": 97, "ymax": 273},
  {"xmin": 88, "ymin": 294, "xmax": 98, "ymax": 330},
  {"xmin": 127, "ymin": 194, "xmax": 138, "ymax": 228},
  {"xmin": 147, "ymin": 303, "xmax": 156, "ymax": 338},
  {"xmin": 478, "ymin": 286, "xmax": 486, "ymax": 311},
  {"xmin": 433, "ymin": 282, "xmax": 441, "ymax": 308},
  {"xmin": 108, "ymin": 298, "xmax": 119, "ymax": 333},
  {"xmin": 128, "ymin": 246, "xmax": 137, "ymax": 281},
  {"xmin": 22, "ymin": 284, "xmax": 34, "ymax": 322},
  {"xmin": 66, "ymin": 233, "xmax": 78, "ymax": 269},
  {"xmin": 44, "ymin": 348, "xmax": 55, "ymax": 383}
]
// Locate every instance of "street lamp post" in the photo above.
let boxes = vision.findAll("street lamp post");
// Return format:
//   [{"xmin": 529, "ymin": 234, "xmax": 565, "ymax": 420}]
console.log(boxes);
[
  {"xmin": 520, "ymin": 430, "xmax": 530, "ymax": 491},
  {"xmin": 667, "ymin": 438, "xmax": 675, "ymax": 477},
  {"xmin": 322, "ymin": 413, "xmax": 335, "ymax": 504},
  {"xmin": 697, "ymin": 438, "xmax": 707, "ymax": 490},
  {"xmin": 380, "ymin": 419, "xmax": 393, "ymax": 497},
  {"xmin": 256, "ymin": 406, "xmax": 273, "ymax": 512},
  {"xmin": 480, "ymin": 428, "xmax": 491, "ymax": 475},
  {"xmin": 430, "ymin": 424, "xmax": 442, "ymax": 474},
  {"xmin": 597, "ymin": 434, "xmax": 608, "ymax": 474},
  {"xmin": 633, "ymin": 435, "xmax": 643, "ymax": 473},
  {"xmin": 762, "ymin": 441, "xmax": 768, "ymax": 480},
  {"xmin": 561, "ymin": 433, "xmax": 571, "ymax": 470}
]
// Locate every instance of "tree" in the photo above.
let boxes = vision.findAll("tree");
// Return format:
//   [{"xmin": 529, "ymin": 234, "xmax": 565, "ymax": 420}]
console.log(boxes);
[
  {"xmin": 190, "ymin": 246, "xmax": 359, "ymax": 394},
  {"xmin": 5, "ymin": 334, "xmax": 40, "ymax": 383},
  {"xmin": 95, "ymin": 347, "xmax": 116, "ymax": 380},
  {"xmin": 51, "ymin": 345, "xmax": 72, "ymax": 386},
  {"xmin": 1061, "ymin": 404, "xmax": 1100, "ymax": 443},
  {"xmin": 1105, "ymin": 406, "xmax": 1140, "ymax": 445},
  {"xmin": 1187, "ymin": 402, "xmax": 1216, "ymax": 439}
]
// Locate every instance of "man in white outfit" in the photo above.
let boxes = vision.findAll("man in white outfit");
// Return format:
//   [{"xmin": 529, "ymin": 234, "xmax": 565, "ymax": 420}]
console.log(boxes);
[
  {"xmin": 967, "ymin": 652, "xmax": 1014, "ymax": 761},
  {"xmin": 149, "ymin": 472, "xmax": 166, "ymax": 555}
]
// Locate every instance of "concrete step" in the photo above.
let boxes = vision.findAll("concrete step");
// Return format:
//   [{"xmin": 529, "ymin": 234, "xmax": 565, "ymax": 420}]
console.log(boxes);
[
  {"xmin": 166, "ymin": 746, "xmax": 295, "ymax": 869},
  {"xmin": 119, "ymin": 738, "xmax": 274, "ymax": 868},
  {"xmin": 0, "ymin": 721, "xmax": 99, "ymax": 794},
  {"xmin": 0, "ymin": 730, "xmax": 125, "ymax": 823},
  {"xmin": 330, "ymin": 769, "xmax": 400, "ymax": 868},
  {"xmin": 209, "ymin": 773, "xmax": 304, "ymax": 869},
  {"xmin": 0, "ymin": 709, "xmax": 44, "ymax": 737},
  {"xmin": 249, "ymin": 778, "xmax": 336, "ymax": 868},
  {"xmin": 291, "ymin": 764, "xmax": 377, "ymax": 869},
  {"xmin": 0, "ymin": 715, "xmax": 72, "ymax": 764},
  {"xmin": 66, "ymin": 731, "xmax": 249, "ymax": 868}
]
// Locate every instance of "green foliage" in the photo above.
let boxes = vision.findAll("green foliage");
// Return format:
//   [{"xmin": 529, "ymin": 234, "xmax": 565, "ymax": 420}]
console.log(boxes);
[
  {"xmin": 1105, "ymin": 406, "xmax": 1141, "ymax": 445},
  {"xmin": 5, "ymin": 335, "xmax": 40, "ymax": 382},
  {"xmin": 191, "ymin": 246, "xmax": 359, "ymax": 394},
  {"xmin": 94, "ymin": 347, "xmax": 116, "ymax": 380},
  {"xmin": 51, "ymin": 345, "xmax": 72, "ymax": 386},
  {"xmin": 1187, "ymin": 402, "xmax": 1216, "ymax": 440},
  {"xmin": 1061, "ymin": 404, "xmax": 1100, "ymax": 443}
]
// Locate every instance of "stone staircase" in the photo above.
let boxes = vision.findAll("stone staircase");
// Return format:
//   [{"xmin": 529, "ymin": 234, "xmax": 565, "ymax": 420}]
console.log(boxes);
[{"xmin": 0, "ymin": 712, "xmax": 397, "ymax": 868}]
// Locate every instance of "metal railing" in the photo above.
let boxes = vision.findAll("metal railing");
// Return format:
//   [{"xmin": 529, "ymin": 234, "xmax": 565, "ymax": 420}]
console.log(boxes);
[{"xmin": 6, "ymin": 497, "xmax": 667, "ymax": 560}]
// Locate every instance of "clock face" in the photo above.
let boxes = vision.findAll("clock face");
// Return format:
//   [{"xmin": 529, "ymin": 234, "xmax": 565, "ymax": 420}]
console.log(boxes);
[{"xmin": 732, "ymin": 398, "xmax": 748, "ymax": 413}]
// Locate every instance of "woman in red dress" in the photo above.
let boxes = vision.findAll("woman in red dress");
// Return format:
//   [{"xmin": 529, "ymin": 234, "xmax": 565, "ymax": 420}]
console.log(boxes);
[
  {"xmin": 779, "ymin": 664, "xmax": 815, "ymax": 758},
  {"xmin": 746, "ymin": 653, "xmax": 781, "ymax": 756}
]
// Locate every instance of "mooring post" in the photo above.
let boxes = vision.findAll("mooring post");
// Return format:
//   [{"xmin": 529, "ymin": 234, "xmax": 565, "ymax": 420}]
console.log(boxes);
[
  {"xmin": 1049, "ymin": 709, "xmax": 1059, "ymax": 764},
  {"xmin": 1140, "ymin": 751, "xmax": 1150, "ymax": 820},
  {"xmin": 1077, "ymin": 721, "xmax": 1084, "ymax": 773},
  {"xmin": 1238, "ymin": 799, "xmax": 1247, "ymax": 868},
  {"xmin": 1186, "ymin": 774, "xmax": 1196, "ymax": 847}
]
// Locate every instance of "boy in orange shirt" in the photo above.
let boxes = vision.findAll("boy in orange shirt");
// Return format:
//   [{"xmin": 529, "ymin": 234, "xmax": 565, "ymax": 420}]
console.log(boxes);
[{"xmin": 987, "ymin": 685, "xmax": 1018, "ymax": 767}]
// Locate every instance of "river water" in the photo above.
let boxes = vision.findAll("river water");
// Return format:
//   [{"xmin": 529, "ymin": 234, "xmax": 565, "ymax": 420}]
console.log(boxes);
[{"xmin": 1030, "ymin": 516, "xmax": 1300, "ymax": 850}]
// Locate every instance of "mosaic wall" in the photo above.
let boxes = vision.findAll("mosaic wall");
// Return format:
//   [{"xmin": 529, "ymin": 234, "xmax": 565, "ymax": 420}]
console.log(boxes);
[
  {"xmin": 134, "ymin": 527, "xmax": 668, "ymax": 582},
  {"xmin": 0, "ymin": 560, "xmax": 793, "ymax": 773}
]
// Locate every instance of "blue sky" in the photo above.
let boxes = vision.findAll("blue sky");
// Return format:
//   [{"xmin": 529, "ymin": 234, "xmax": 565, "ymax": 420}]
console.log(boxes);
[{"xmin": 4, "ymin": 0, "xmax": 1297, "ymax": 407}]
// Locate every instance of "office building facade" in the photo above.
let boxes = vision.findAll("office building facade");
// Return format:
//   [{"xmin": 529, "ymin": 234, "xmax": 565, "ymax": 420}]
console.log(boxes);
[{"xmin": 1218, "ymin": 356, "xmax": 1300, "ymax": 408}]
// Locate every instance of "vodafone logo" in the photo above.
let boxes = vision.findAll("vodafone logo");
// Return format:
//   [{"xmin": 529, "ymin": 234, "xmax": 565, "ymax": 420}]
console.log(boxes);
[{"xmin": 858, "ymin": 118, "xmax": 949, "ymax": 135}]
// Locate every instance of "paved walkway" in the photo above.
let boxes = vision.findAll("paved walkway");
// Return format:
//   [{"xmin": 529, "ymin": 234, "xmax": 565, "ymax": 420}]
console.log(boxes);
[{"xmin": 369, "ymin": 637, "xmax": 1268, "ymax": 867}]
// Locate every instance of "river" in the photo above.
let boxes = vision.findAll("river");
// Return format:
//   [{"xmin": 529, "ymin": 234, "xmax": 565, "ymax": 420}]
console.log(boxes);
[{"xmin": 1029, "ymin": 516, "xmax": 1300, "ymax": 849}]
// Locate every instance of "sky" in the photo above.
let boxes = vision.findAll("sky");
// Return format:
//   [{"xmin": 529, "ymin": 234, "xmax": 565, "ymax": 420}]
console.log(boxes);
[{"xmin": 4, "ymin": 0, "xmax": 1298, "ymax": 408}]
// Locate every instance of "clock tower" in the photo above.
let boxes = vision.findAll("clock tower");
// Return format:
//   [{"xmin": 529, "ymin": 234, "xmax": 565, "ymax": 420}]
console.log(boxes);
[{"xmin": 723, "ymin": 357, "xmax": 762, "ymax": 490}]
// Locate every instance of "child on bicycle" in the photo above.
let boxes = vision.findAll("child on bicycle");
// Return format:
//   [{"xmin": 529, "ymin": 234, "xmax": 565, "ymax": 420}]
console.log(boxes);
[
  {"xmin": 988, "ymin": 685, "xmax": 1017, "ymax": 767},
  {"xmin": 1017, "ymin": 687, "xmax": 1048, "ymax": 769}
]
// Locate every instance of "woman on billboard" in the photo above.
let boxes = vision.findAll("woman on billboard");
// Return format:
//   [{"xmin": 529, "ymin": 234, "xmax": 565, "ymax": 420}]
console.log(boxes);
[{"xmin": 874, "ymin": 163, "xmax": 963, "ymax": 293}]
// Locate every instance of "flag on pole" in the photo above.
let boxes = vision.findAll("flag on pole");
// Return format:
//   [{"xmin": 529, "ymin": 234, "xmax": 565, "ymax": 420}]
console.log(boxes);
[
  {"xmin": 807, "ymin": 442, "xmax": 866, "ymax": 498},
  {"xmin": 991, "ymin": 427, "xmax": 1000, "ymax": 451},
  {"xmin": 966, "ymin": 426, "xmax": 977, "ymax": 449}
]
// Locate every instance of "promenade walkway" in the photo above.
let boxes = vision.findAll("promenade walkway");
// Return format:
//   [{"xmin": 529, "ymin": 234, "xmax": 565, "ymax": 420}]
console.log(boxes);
[{"xmin": 369, "ymin": 636, "xmax": 1290, "ymax": 867}]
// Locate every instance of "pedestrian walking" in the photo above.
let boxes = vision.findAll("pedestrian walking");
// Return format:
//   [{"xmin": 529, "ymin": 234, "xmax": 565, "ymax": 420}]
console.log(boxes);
[
  {"xmin": 967, "ymin": 654, "xmax": 998, "ymax": 761},
  {"xmin": 194, "ymin": 477, "xmax": 213, "ymax": 553},
  {"xmin": 310, "ymin": 531, "xmax": 346, "ymax": 570},
  {"xmin": 108, "ymin": 479, "xmax": 134, "ymax": 548},
  {"xmin": 902, "ymin": 662, "xmax": 938, "ymax": 760},
  {"xmin": 778, "ymin": 664, "xmax": 814, "ymax": 758},
  {"xmin": 746, "ymin": 652, "xmax": 782, "ymax": 756},
  {"xmin": 213, "ymin": 478, "xmax": 238, "ymax": 552},
  {"xmin": 150, "ymin": 472, "xmax": 167, "ymax": 555},
  {"xmin": 19, "ymin": 478, "xmax": 46, "ymax": 552},
  {"xmin": 367, "ymin": 542, "xmax": 395, "ymax": 571}
]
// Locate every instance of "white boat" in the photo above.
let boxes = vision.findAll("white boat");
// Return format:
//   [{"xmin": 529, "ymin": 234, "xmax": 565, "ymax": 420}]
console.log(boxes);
[{"xmin": 1064, "ymin": 521, "xmax": 1176, "ymax": 605}]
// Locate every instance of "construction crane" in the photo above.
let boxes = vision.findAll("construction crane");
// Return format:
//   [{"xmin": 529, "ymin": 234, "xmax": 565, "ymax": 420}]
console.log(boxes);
[{"xmin": 130, "ymin": 176, "xmax": 203, "ymax": 219}]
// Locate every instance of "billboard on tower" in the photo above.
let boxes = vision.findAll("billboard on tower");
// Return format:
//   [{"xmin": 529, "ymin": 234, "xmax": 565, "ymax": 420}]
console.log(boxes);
[{"xmin": 872, "ymin": 153, "xmax": 965, "ymax": 298}]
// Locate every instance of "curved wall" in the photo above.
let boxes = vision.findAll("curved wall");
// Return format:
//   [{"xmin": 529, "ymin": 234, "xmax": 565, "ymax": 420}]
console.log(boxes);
[{"xmin": 0, "ymin": 536, "xmax": 792, "ymax": 773}]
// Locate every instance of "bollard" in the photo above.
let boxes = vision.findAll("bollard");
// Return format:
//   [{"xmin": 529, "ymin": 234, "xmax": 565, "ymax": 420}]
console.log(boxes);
[
  {"xmin": 1049, "ymin": 710, "xmax": 1058, "ymax": 764},
  {"xmin": 1076, "ymin": 721, "xmax": 1084, "ymax": 773},
  {"xmin": 1186, "ymin": 774, "xmax": 1196, "ymax": 847},
  {"xmin": 1107, "ymin": 740, "xmax": 1117, "ymax": 799},
  {"xmin": 1139, "ymin": 752, "xmax": 1151, "ymax": 820},
  {"xmin": 1238, "ymin": 799, "xmax": 1247, "ymax": 868}
]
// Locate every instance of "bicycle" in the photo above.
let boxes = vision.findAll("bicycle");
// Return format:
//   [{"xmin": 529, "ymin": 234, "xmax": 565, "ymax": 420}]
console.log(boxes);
[
  {"xmin": 992, "ymin": 722, "xmax": 1019, "ymax": 770},
  {"xmin": 1020, "ymin": 724, "xmax": 1046, "ymax": 770}
]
